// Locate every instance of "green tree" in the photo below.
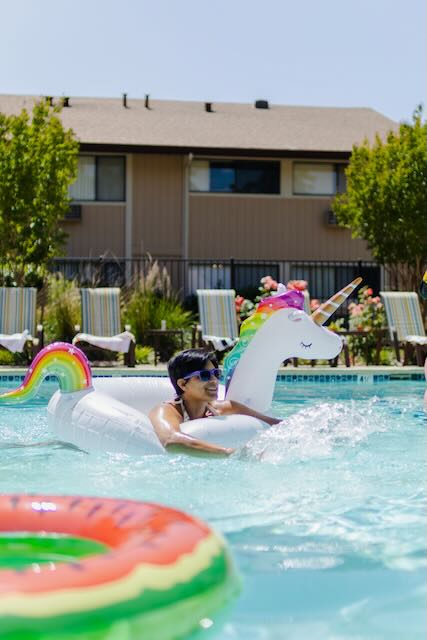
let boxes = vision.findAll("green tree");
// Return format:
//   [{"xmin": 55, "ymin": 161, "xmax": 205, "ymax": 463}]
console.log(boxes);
[
  {"xmin": 0, "ymin": 99, "xmax": 79, "ymax": 285},
  {"xmin": 332, "ymin": 108, "xmax": 427, "ymax": 290}
]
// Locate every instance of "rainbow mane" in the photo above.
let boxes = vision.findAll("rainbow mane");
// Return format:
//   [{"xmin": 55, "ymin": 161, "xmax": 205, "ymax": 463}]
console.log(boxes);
[
  {"xmin": 223, "ymin": 289, "xmax": 304, "ymax": 390},
  {"xmin": 0, "ymin": 343, "xmax": 92, "ymax": 404}
]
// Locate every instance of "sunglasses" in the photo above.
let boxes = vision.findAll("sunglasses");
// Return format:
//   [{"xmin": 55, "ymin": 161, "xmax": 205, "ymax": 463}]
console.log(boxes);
[{"xmin": 182, "ymin": 368, "xmax": 221, "ymax": 382}]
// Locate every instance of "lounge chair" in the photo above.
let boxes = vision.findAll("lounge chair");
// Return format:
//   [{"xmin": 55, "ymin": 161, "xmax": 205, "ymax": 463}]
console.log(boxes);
[
  {"xmin": 193, "ymin": 289, "xmax": 239, "ymax": 352},
  {"xmin": 0, "ymin": 287, "xmax": 42, "ymax": 360},
  {"xmin": 380, "ymin": 291, "xmax": 427, "ymax": 366},
  {"xmin": 73, "ymin": 288, "xmax": 136, "ymax": 366}
]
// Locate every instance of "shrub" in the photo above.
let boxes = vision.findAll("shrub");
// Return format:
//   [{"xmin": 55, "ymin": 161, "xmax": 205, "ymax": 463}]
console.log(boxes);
[
  {"xmin": 347, "ymin": 286, "xmax": 386, "ymax": 364},
  {"xmin": 123, "ymin": 260, "xmax": 194, "ymax": 361},
  {"xmin": 235, "ymin": 295, "xmax": 254, "ymax": 323},
  {"xmin": 124, "ymin": 290, "xmax": 193, "ymax": 344},
  {"xmin": 0, "ymin": 349, "xmax": 15, "ymax": 365},
  {"xmin": 43, "ymin": 274, "xmax": 80, "ymax": 343},
  {"xmin": 135, "ymin": 345, "xmax": 154, "ymax": 365}
]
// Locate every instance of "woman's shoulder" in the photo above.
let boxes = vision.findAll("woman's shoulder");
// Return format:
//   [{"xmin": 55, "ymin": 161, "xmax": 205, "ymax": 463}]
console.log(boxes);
[{"xmin": 149, "ymin": 399, "xmax": 183, "ymax": 419}]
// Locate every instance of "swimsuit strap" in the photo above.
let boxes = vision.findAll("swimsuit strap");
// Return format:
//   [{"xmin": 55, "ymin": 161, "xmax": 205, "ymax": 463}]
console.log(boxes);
[
  {"xmin": 205, "ymin": 403, "xmax": 220, "ymax": 417},
  {"xmin": 164, "ymin": 397, "xmax": 218, "ymax": 421},
  {"xmin": 162, "ymin": 397, "xmax": 191, "ymax": 422}
]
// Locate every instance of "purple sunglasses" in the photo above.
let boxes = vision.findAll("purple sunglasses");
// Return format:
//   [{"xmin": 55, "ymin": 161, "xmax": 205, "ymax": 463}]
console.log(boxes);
[{"xmin": 182, "ymin": 368, "xmax": 221, "ymax": 382}]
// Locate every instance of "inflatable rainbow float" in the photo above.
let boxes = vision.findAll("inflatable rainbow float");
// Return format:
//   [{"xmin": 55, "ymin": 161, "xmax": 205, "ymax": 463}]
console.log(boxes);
[
  {"xmin": 0, "ymin": 279, "xmax": 362, "ymax": 455},
  {"xmin": 0, "ymin": 494, "xmax": 238, "ymax": 639}
]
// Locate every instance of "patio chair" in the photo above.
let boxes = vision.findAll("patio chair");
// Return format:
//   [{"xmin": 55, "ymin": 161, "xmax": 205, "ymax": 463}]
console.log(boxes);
[
  {"xmin": 380, "ymin": 291, "xmax": 427, "ymax": 366},
  {"xmin": 0, "ymin": 287, "xmax": 42, "ymax": 360},
  {"xmin": 73, "ymin": 288, "xmax": 136, "ymax": 366},
  {"xmin": 193, "ymin": 289, "xmax": 239, "ymax": 352}
]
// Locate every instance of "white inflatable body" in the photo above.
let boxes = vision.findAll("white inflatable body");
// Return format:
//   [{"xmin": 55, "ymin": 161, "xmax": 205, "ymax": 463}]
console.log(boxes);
[
  {"xmin": 2, "ymin": 281, "xmax": 361, "ymax": 455},
  {"xmin": 48, "ymin": 377, "xmax": 263, "ymax": 454}
]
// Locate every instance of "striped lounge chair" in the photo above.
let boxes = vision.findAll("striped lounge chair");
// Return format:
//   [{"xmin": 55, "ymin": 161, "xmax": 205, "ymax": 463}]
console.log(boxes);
[
  {"xmin": 0, "ymin": 287, "xmax": 42, "ymax": 360},
  {"xmin": 380, "ymin": 291, "xmax": 427, "ymax": 366},
  {"xmin": 194, "ymin": 289, "xmax": 239, "ymax": 352},
  {"xmin": 73, "ymin": 288, "xmax": 135, "ymax": 367}
]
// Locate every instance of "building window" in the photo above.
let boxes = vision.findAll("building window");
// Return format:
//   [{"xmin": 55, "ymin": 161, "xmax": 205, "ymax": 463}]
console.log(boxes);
[
  {"xmin": 69, "ymin": 155, "xmax": 126, "ymax": 202},
  {"xmin": 293, "ymin": 163, "xmax": 347, "ymax": 196},
  {"xmin": 190, "ymin": 159, "xmax": 280, "ymax": 194}
]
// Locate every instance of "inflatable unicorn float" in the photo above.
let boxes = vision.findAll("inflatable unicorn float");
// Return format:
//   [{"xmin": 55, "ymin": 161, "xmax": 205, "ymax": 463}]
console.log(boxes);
[{"xmin": 0, "ymin": 279, "xmax": 361, "ymax": 454}]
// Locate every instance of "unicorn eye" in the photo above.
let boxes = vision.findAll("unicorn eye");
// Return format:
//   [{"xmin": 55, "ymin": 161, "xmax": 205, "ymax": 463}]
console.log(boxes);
[{"xmin": 300, "ymin": 341, "xmax": 312, "ymax": 349}]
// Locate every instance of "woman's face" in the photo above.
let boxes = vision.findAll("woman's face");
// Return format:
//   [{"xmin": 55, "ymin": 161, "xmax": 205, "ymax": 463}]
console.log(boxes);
[{"xmin": 180, "ymin": 361, "xmax": 219, "ymax": 401}]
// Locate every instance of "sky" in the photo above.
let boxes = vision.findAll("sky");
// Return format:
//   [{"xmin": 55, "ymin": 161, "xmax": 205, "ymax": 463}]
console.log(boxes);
[{"xmin": 1, "ymin": 0, "xmax": 426, "ymax": 123}]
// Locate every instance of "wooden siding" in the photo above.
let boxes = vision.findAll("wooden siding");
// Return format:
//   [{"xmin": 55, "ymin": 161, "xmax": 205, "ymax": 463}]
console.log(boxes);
[
  {"xmin": 132, "ymin": 154, "xmax": 183, "ymax": 256},
  {"xmin": 62, "ymin": 205, "xmax": 125, "ymax": 256},
  {"xmin": 188, "ymin": 195, "xmax": 372, "ymax": 260}
]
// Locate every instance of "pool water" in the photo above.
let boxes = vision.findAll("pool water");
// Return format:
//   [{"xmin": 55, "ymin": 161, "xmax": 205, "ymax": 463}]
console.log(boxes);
[{"xmin": 0, "ymin": 379, "xmax": 426, "ymax": 639}]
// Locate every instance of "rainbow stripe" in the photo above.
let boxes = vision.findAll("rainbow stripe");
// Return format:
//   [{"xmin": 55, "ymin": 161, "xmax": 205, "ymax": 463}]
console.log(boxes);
[
  {"xmin": 223, "ymin": 289, "xmax": 304, "ymax": 389},
  {"xmin": 0, "ymin": 343, "xmax": 92, "ymax": 404},
  {"xmin": 0, "ymin": 495, "xmax": 239, "ymax": 639}
]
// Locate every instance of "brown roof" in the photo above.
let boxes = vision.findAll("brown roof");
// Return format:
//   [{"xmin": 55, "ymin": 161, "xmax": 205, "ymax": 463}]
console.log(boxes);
[{"xmin": 0, "ymin": 94, "xmax": 397, "ymax": 155}]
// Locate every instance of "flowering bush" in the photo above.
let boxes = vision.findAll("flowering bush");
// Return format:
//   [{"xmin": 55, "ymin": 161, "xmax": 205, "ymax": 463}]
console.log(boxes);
[
  {"xmin": 260, "ymin": 275, "xmax": 278, "ymax": 292},
  {"xmin": 348, "ymin": 287, "xmax": 385, "ymax": 331},
  {"xmin": 310, "ymin": 298, "xmax": 321, "ymax": 312},
  {"xmin": 235, "ymin": 294, "xmax": 254, "ymax": 323},
  {"xmin": 286, "ymin": 280, "xmax": 308, "ymax": 292},
  {"xmin": 347, "ymin": 286, "xmax": 386, "ymax": 364}
]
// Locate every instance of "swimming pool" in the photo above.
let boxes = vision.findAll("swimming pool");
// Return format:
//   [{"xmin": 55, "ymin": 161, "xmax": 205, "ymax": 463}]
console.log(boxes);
[{"xmin": 0, "ymin": 378, "xmax": 426, "ymax": 639}]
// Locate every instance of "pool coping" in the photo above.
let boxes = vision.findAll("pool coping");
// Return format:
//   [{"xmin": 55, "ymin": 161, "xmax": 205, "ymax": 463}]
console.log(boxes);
[{"xmin": 0, "ymin": 364, "xmax": 424, "ymax": 383}]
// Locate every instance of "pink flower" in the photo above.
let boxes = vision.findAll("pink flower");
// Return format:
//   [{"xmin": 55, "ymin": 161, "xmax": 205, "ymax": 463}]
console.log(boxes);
[
  {"xmin": 363, "ymin": 288, "xmax": 373, "ymax": 297},
  {"xmin": 350, "ymin": 303, "xmax": 364, "ymax": 317},
  {"xmin": 261, "ymin": 275, "xmax": 274, "ymax": 284},
  {"xmin": 287, "ymin": 279, "xmax": 308, "ymax": 291},
  {"xmin": 261, "ymin": 275, "xmax": 278, "ymax": 291},
  {"xmin": 235, "ymin": 295, "xmax": 244, "ymax": 312},
  {"xmin": 310, "ymin": 299, "xmax": 320, "ymax": 311}
]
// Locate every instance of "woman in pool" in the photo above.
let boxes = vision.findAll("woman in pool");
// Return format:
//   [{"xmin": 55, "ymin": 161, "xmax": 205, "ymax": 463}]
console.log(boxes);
[{"xmin": 149, "ymin": 349, "xmax": 280, "ymax": 455}]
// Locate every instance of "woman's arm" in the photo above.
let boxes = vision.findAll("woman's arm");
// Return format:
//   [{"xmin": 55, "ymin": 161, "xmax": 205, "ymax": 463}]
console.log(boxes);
[
  {"xmin": 148, "ymin": 405, "xmax": 234, "ymax": 456},
  {"xmin": 220, "ymin": 400, "xmax": 281, "ymax": 426}
]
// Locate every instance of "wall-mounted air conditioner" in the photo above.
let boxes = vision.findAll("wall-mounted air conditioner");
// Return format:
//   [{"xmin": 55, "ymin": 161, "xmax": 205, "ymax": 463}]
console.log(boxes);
[
  {"xmin": 325, "ymin": 209, "xmax": 340, "ymax": 227},
  {"xmin": 65, "ymin": 204, "xmax": 82, "ymax": 220}
]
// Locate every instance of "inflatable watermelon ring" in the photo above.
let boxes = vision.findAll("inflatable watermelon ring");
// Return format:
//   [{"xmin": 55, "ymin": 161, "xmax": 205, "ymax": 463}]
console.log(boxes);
[{"xmin": 0, "ymin": 494, "xmax": 239, "ymax": 639}]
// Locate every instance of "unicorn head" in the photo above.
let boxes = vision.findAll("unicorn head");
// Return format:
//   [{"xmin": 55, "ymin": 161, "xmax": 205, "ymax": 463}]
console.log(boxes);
[{"xmin": 224, "ymin": 278, "xmax": 361, "ymax": 412}]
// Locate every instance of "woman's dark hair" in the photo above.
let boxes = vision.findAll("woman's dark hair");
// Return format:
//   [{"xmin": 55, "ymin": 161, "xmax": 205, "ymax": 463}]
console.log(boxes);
[{"xmin": 168, "ymin": 349, "xmax": 218, "ymax": 396}]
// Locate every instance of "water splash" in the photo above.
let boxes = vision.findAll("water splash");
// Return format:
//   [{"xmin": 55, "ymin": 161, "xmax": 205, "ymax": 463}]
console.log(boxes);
[{"xmin": 242, "ymin": 401, "xmax": 388, "ymax": 463}]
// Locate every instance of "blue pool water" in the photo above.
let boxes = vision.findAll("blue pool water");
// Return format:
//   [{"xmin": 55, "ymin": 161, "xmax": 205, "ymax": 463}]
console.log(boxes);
[{"xmin": 0, "ymin": 378, "xmax": 426, "ymax": 639}]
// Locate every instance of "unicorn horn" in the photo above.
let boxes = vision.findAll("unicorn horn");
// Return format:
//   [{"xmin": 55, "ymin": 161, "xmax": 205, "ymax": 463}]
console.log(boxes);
[{"xmin": 311, "ymin": 277, "xmax": 362, "ymax": 326}]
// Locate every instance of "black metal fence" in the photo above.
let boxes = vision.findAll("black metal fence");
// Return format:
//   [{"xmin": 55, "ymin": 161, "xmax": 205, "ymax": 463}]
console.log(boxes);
[{"xmin": 50, "ymin": 256, "xmax": 381, "ymax": 305}]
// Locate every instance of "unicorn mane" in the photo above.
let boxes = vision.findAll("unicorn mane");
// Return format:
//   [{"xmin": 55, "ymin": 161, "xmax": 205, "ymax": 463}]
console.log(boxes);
[
  {"xmin": 0, "ymin": 343, "xmax": 92, "ymax": 404},
  {"xmin": 223, "ymin": 289, "xmax": 304, "ymax": 390}
]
